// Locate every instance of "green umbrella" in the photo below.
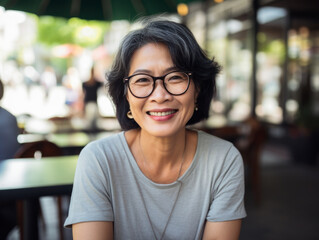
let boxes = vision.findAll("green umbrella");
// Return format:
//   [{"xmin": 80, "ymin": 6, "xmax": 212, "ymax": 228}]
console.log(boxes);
[{"xmin": 0, "ymin": 0, "xmax": 203, "ymax": 21}]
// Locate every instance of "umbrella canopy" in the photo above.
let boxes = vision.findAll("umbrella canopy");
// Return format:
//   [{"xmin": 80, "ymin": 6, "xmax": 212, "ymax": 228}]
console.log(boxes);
[{"xmin": 0, "ymin": 0, "xmax": 203, "ymax": 21}]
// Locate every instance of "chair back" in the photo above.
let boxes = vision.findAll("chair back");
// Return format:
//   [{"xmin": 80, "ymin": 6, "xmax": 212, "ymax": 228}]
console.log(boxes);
[
  {"xmin": 14, "ymin": 140, "xmax": 62, "ymax": 158},
  {"xmin": 14, "ymin": 140, "xmax": 64, "ymax": 240}
]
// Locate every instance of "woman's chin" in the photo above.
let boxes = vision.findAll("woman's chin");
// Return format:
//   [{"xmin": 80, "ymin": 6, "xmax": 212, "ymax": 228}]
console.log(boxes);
[{"xmin": 141, "ymin": 125, "xmax": 185, "ymax": 138}]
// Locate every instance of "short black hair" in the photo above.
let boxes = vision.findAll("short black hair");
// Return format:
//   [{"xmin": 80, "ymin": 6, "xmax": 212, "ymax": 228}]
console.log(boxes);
[{"xmin": 107, "ymin": 19, "xmax": 221, "ymax": 130}]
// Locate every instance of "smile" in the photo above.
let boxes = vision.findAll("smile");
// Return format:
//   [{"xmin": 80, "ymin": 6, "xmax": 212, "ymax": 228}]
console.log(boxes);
[{"xmin": 147, "ymin": 110, "xmax": 177, "ymax": 116}]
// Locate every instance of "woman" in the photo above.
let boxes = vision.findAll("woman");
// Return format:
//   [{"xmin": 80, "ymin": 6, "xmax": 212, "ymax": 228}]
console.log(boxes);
[{"xmin": 65, "ymin": 19, "xmax": 246, "ymax": 240}]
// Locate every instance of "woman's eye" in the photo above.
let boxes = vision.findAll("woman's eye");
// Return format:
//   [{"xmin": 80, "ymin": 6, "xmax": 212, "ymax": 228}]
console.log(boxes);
[
  {"xmin": 170, "ymin": 75, "xmax": 182, "ymax": 80},
  {"xmin": 137, "ymin": 78, "xmax": 150, "ymax": 82},
  {"xmin": 132, "ymin": 76, "xmax": 152, "ymax": 84},
  {"xmin": 167, "ymin": 75, "xmax": 184, "ymax": 82}
]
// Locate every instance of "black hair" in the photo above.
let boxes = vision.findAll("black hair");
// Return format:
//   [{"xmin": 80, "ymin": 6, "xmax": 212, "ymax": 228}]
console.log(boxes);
[{"xmin": 107, "ymin": 19, "xmax": 221, "ymax": 130}]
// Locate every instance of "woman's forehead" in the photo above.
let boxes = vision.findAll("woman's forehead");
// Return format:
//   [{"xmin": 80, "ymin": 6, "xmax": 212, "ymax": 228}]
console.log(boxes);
[{"xmin": 128, "ymin": 43, "xmax": 174, "ymax": 75}]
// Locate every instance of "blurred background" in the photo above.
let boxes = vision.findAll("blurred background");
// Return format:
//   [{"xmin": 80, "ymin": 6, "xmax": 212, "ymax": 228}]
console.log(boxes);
[{"xmin": 0, "ymin": 0, "xmax": 318, "ymax": 239}]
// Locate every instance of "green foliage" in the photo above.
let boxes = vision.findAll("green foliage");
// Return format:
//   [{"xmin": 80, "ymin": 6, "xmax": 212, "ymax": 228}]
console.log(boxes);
[
  {"xmin": 37, "ymin": 16, "xmax": 109, "ymax": 48},
  {"xmin": 267, "ymin": 40, "xmax": 285, "ymax": 63},
  {"xmin": 258, "ymin": 32, "xmax": 285, "ymax": 63}
]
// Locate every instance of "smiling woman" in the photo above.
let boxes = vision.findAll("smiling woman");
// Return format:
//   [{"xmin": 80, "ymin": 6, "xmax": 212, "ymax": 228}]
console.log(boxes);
[
  {"xmin": 64, "ymin": 19, "xmax": 246, "ymax": 240},
  {"xmin": 124, "ymin": 42, "xmax": 198, "ymax": 138}
]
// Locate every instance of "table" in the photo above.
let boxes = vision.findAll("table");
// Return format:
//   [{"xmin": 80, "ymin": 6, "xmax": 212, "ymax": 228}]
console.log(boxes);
[
  {"xmin": 23, "ymin": 116, "xmax": 121, "ymax": 134},
  {"xmin": 18, "ymin": 131, "xmax": 118, "ymax": 155},
  {"xmin": 0, "ymin": 155, "xmax": 78, "ymax": 240}
]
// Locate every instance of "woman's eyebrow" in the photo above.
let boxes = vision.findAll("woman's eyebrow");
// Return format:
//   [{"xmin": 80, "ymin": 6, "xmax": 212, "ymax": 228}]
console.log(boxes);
[
  {"xmin": 131, "ymin": 69, "xmax": 152, "ymax": 75},
  {"xmin": 131, "ymin": 66, "xmax": 178, "ymax": 75},
  {"xmin": 165, "ymin": 66, "xmax": 179, "ymax": 72}
]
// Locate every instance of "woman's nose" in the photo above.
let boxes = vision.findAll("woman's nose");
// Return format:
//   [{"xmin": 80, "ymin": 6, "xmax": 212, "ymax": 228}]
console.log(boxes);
[{"xmin": 149, "ymin": 80, "xmax": 172, "ymax": 101}]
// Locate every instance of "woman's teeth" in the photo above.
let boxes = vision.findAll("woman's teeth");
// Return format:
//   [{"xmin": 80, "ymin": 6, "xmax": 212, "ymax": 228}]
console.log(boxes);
[{"xmin": 148, "ymin": 110, "xmax": 176, "ymax": 116}]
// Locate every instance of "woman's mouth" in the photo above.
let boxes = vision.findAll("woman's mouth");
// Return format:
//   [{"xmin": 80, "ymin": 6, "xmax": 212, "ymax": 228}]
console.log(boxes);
[{"xmin": 147, "ymin": 110, "xmax": 177, "ymax": 116}]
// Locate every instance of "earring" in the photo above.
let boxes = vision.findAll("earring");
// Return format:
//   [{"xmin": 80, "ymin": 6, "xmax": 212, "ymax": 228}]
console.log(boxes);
[
  {"xmin": 127, "ymin": 110, "xmax": 134, "ymax": 119},
  {"xmin": 195, "ymin": 103, "xmax": 198, "ymax": 111}
]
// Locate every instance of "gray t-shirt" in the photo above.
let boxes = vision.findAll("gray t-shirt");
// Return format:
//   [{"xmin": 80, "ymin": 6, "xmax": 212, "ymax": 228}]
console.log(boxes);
[{"xmin": 65, "ymin": 130, "xmax": 246, "ymax": 239}]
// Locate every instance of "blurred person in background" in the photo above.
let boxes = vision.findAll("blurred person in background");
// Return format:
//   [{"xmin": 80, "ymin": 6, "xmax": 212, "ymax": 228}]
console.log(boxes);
[
  {"xmin": 62, "ymin": 67, "xmax": 83, "ymax": 116},
  {"xmin": 40, "ymin": 66, "xmax": 57, "ymax": 98},
  {"xmin": 82, "ymin": 66, "xmax": 103, "ymax": 131},
  {"xmin": 0, "ymin": 79, "xmax": 20, "ymax": 160},
  {"xmin": 0, "ymin": 79, "xmax": 20, "ymax": 239}
]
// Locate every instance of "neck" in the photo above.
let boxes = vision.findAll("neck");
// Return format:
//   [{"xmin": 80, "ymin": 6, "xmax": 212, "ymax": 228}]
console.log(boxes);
[
  {"xmin": 138, "ymin": 129, "xmax": 187, "ymax": 183},
  {"xmin": 140, "ymin": 129, "xmax": 186, "ymax": 164}
]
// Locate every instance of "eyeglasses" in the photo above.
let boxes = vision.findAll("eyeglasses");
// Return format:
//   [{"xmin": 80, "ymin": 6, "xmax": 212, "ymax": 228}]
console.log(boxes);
[{"xmin": 124, "ymin": 71, "xmax": 192, "ymax": 98}]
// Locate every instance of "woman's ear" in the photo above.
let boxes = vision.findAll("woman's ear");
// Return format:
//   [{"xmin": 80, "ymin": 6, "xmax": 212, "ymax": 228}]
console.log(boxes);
[{"xmin": 195, "ymin": 86, "xmax": 200, "ymax": 100}]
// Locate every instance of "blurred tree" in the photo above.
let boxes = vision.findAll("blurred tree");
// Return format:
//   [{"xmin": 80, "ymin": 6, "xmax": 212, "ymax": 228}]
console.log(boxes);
[{"xmin": 36, "ymin": 16, "xmax": 109, "ymax": 48}]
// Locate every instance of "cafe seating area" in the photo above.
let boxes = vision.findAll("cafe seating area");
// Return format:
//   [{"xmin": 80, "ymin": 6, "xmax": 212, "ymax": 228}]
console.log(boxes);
[
  {"xmin": 1, "ymin": 0, "xmax": 318, "ymax": 238},
  {"xmin": 4, "ymin": 123, "xmax": 319, "ymax": 240}
]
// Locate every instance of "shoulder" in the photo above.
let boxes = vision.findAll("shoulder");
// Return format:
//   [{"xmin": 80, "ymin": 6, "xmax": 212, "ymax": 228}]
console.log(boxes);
[
  {"xmin": 0, "ymin": 107, "xmax": 16, "ymax": 118},
  {"xmin": 197, "ymin": 130, "xmax": 237, "ymax": 154},
  {"xmin": 74, "ymin": 131, "xmax": 134, "ymax": 188},
  {"xmin": 82, "ymin": 132, "xmax": 125, "ymax": 155},
  {"xmin": 73, "ymin": 132, "xmax": 130, "ymax": 185},
  {"xmin": 196, "ymin": 130, "xmax": 243, "ymax": 169},
  {"xmin": 78, "ymin": 132, "xmax": 124, "ymax": 164},
  {"xmin": 0, "ymin": 107, "xmax": 18, "ymax": 124}
]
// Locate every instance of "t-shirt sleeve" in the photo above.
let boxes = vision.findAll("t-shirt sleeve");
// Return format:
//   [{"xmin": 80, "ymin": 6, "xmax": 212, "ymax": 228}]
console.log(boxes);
[
  {"xmin": 206, "ymin": 145, "xmax": 247, "ymax": 222},
  {"xmin": 64, "ymin": 142, "xmax": 114, "ymax": 228}
]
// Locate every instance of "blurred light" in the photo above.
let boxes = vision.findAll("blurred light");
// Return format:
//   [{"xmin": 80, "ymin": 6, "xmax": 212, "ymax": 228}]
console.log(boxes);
[
  {"xmin": 258, "ymin": 7, "xmax": 287, "ymax": 24},
  {"xmin": 4, "ymin": 10, "xmax": 26, "ymax": 24},
  {"xmin": 205, "ymin": 114, "xmax": 227, "ymax": 128},
  {"xmin": 227, "ymin": 19, "xmax": 243, "ymax": 34},
  {"xmin": 22, "ymin": 48, "xmax": 35, "ymax": 65},
  {"xmin": 0, "ymin": 6, "xmax": 4, "ymax": 16},
  {"xmin": 311, "ymin": 74, "xmax": 319, "ymax": 91},
  {"xmin": 214, "ymin": 0, "xmax": 224, "ymax": 3},
  {"xmin": 256, "ymin": 98, "xmax": 283, "ymax": 124},
  {"xmin": 78, "ymin": 26, "xmax": 96, "ymax": 38},
  {"xmin": 208, "ymin": 21, "xmax": 227, "ymax": 38},
  {"xmin": 212, "ymin": 101, "xmax": 225, "ymax": 113},
  {"xmin": 24, "ymin": 66, "xmax": 39, "ymax": 81},
  {"xmin": 228, "ymin": 101, "xmax": 250, "ymax": 121},
  {"xmin": 257, "ymin": 32, "xmax": 267, "ymax": 43},
  {"xmin": 288, "ymin": 79, "xmax": 300, "ymax": 91},
  {"xmin": 299, "ymin": 27, "xmax": 309, "ymax": 38},
  {"xmin": 286, "ymin": 99, "xmax": 299, "ymax": 113},
  {"xmin": 52, "ymin": 44, "xmax": 82, "ymax": 58},
  {"xmin": 98, "ymin": 93, "xmax": 116, "ymax": 117},
  {"xmin": 177, "ymin": 3, "xmax": 189, "ymax": 16},
  {"xmin": 24, "ymin": 118, "xmax": 56, "ymax": 134}
]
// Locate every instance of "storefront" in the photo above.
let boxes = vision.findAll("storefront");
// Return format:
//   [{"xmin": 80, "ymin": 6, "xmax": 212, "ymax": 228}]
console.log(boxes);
[{"xmin": 186, "ymin": 0, "xmax": 319, "ymax": 127}]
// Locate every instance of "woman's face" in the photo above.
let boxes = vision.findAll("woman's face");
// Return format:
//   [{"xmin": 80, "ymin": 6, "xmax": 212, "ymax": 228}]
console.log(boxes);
[{"xmin": 126, "ymin": 42, "xmax": 198, "ymax": 137}]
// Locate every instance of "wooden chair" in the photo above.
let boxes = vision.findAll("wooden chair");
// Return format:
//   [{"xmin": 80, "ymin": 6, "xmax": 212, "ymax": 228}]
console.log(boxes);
[{"xmin": 14, "ymin": 140, "xmax": 65, "ymax": 240}]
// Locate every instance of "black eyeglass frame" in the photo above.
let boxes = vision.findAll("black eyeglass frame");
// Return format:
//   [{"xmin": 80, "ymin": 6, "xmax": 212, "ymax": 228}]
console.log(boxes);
[{"xmin": 123, "ymin": 71, "xmax": 192, "ymax": 98}]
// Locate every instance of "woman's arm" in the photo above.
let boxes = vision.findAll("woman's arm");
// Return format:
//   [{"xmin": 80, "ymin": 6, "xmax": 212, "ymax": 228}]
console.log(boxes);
[
  {"xmin": 202, "ymin": 220, "xmax": 242, "ymax": 240},
  {"xmin": 73, "ymin": 221, "xmax": 113, "ymax": 240}
]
